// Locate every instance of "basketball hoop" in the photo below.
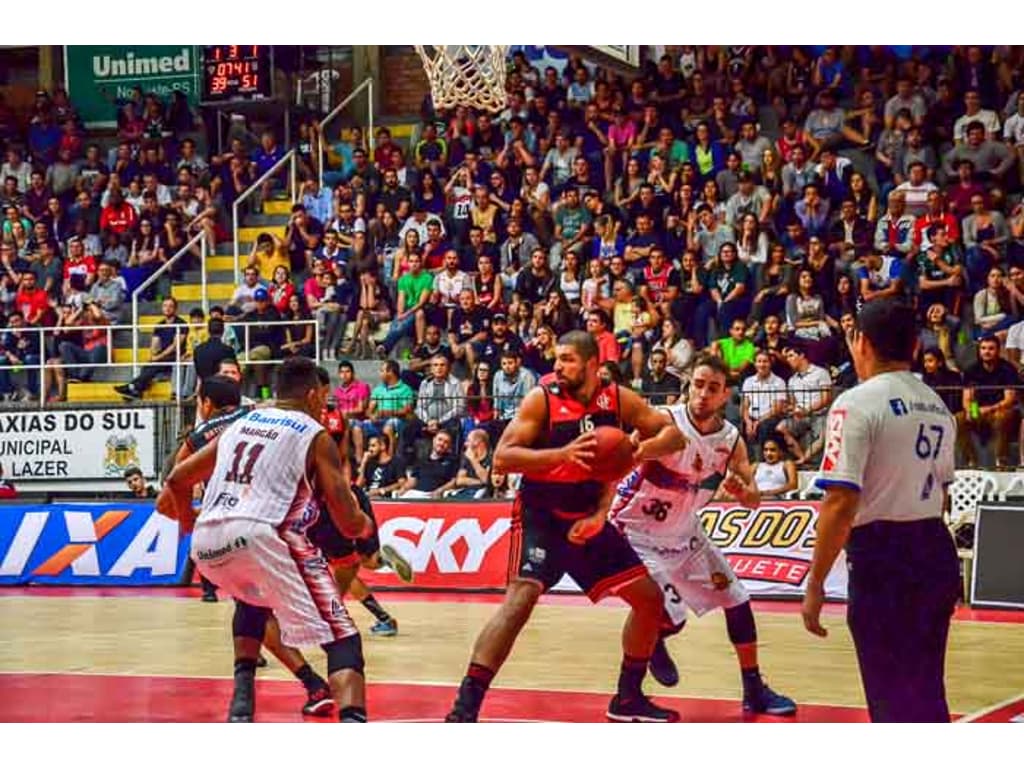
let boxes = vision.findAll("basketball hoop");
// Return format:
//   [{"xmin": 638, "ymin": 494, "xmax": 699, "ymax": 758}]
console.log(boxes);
[{"xmin": 415, "ymin": 45, "xmax": 509, "ymax": 113}]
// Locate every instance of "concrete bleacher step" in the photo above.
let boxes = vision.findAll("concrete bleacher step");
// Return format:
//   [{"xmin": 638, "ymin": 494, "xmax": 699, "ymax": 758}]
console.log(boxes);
[
  {"xmin": 238, "ymin": 225, "xmax": 286, "ymax": 245},
  {"xmin": 67, "ymin": 380, "xmax": 171, "ymax": 403},
  {"xmin": 264, "ymin": 200, "xmax": 292, "ymax": 216},
  {"xmin": 244, "ymin": 214, "xmax": 291, "ymax": 228},
  {"xmin": 172, "ymin": 283, "xmax": 234, "ymax": 302},
  {"xmin": 113, "ymin": 348, "xmax": 151, "ymax": 364}
]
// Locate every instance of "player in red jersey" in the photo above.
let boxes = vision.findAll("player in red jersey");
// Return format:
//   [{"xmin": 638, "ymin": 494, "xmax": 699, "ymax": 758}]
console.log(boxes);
[{"xmin": 446, "ymin": 330, "xmax": 687, "ymax": 722}]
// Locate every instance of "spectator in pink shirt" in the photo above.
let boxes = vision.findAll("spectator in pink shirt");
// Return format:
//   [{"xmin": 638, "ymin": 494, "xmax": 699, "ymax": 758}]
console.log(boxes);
[
  {"xmin": 605, "ymin": 107, "xmax": 637, "ymax": 195},
  {"xmin": 334, "ymin": 359, "xmax": 372, "ymax": 457}
]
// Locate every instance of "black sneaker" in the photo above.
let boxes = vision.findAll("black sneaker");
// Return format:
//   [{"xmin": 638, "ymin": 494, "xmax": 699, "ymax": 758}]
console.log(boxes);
[
  {"xmin": 201, "ymin": 589, "xmax": 218, "ymax": 603},
  {"xmin": 742, "ymin": 679, "xmax": 797, "ymax": 716},
  {"xmin": 444, "ymin": 703, "xmax": 479, "ymax": 722},
  {"xmin": 606, "ymin": 694, "xmax": 680, "ymax": 723},
  {"xmin": 649, "ymin": 638, "xmax": 679, "ymax": 687},
  {"xmin": 227, "ymin": 684, "xmax": 255, "ymax": 722},
  {"xmin": 256, "ymin": 655, "xmax": 268, "ymax": 668},
  {"xmin": 302, "ymin": 685, "xmax": 333, "ymax": 717},
  {"xmin": 114, "ymin": 384, "xmax": 138, "ymax": 401}
]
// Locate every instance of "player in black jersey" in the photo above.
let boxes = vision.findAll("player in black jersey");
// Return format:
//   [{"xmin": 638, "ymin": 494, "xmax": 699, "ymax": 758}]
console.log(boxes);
[
  {"xmin": 173, "ymin": 375, "xmax": 335, "ymax": 717},
  {"xmin": 312, "ymin": 367, "xmax": 413, "ymax": 635}
]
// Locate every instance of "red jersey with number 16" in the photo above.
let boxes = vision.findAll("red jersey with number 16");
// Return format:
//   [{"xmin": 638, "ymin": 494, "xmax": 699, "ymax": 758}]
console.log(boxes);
[{"xmin": 519, "ymin": 373, "xmax": 623, "ymax": 517}]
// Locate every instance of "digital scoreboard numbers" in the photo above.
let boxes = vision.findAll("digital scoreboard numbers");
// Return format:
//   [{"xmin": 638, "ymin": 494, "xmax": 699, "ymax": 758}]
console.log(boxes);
[{"xmin": 201, "ymin": 45, "xmax": 273, "ymax": 103}]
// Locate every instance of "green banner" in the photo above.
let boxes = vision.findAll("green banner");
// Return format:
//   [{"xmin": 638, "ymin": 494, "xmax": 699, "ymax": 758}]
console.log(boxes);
[{"xmin": 64, "ymin": 45, "xmax": 201, "ymax": 128}]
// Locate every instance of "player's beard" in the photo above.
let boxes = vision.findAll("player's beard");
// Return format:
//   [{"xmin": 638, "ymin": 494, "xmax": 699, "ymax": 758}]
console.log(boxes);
[{"xmin": 557, "ymin": 369, "xmax": 585, "ymax": 396}]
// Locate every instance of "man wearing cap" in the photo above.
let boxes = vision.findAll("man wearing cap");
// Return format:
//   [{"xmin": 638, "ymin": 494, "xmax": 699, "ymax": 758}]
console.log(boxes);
[
  {"xmin": 804, "ymin": 298, "xmax": 959, "ymax": 722},
  {"xmin": 474, "ymin": 310, "xmax": 524, "ymax": 370},
  {"xmin": 238, "ymin": 287, "xmax": 282, "ymax": 397},
  {"xmin": 725, "ymin": 170, "xmax": 772, "ymax": 227}
]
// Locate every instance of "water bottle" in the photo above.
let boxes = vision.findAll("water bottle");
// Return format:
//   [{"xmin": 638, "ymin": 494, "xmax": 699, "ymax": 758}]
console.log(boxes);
[
  {"xmin": 260, "ymin": 385, "xmax": 271, "ymax": 400},
  {"xmin": 969, "ymin": 401, "xmax": 980, "ymax": 421}
]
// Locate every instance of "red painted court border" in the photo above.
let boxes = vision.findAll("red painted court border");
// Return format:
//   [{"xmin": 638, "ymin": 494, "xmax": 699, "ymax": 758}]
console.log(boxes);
[
  {"xmin": 958, "ymin": 694, "xmax": 1024, "ymax": 723},
  {"xmin": 2, "ymin": 586, "xmax": 1023, "ymax": 623},
  {"xmin": 0, "ymin": 672, "xmax": 869, "ymax": 723}
]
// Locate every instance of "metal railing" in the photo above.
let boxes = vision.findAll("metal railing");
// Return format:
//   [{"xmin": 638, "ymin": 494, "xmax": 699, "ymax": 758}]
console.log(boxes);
[
  {"xmin": 317, "ymin": 76, "xmax": 374, "ymax": 189},
  {"xmin": 0, "ymin": 319, "xmax": 319, "ymax": 407},
  {"xmin": 131, "ymin": 231, "xmax": 207, "ymax": 377},
  {"xmin": 232, "ymin": 150, "xmax": 298, "ymax": 283}
]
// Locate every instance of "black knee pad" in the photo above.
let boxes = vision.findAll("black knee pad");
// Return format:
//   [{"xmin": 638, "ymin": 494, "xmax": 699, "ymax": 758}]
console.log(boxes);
[
  {"xmin": 725, "ymin": 601, "xmax": 757, "ymax": 646},
  {"xmin": 232, "ymin": 600, "xmax": 271, "ymax": 641},
  {"xmin": 323, "ymin": 633, "xmax": 364, "ymax": 677}
]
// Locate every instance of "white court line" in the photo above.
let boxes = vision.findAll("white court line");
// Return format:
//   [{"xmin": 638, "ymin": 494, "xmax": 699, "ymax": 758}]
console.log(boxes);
[
  {"xmin": 955, "ymin": 691, "xmax": 1024, "ymax": 722},
  {"xmin": 0, "ymin": 669, "xmax": 862, "ymax": 711}
]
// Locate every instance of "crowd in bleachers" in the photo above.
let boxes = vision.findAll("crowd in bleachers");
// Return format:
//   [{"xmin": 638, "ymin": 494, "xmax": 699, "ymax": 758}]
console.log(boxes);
[{"xmin": 5, "ymin": 46, "xmax": 1024, "ymax": 488}]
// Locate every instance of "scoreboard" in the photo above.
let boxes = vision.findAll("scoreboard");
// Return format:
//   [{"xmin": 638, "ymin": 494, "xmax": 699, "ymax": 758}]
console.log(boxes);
[{"xmin": 201, "ymin": 45, "xmax": 274, "ymax": 103}]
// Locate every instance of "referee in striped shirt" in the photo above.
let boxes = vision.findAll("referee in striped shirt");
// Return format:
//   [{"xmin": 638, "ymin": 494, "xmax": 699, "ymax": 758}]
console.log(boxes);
[{"xmin": 802, "ymin": 298, "xmax": 960, "ymax": 722}]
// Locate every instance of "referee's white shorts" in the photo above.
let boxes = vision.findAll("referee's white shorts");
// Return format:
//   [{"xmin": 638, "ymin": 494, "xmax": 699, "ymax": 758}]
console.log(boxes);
[{"xmin": 192, "ymin": 517, "xmax": 358, "ymax": 647}]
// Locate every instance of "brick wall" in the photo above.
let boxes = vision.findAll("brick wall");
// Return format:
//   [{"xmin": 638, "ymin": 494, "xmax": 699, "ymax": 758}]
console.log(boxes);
[{"xmin": 381, "ymin": 47, "xmax": 428, "ymax": 117}]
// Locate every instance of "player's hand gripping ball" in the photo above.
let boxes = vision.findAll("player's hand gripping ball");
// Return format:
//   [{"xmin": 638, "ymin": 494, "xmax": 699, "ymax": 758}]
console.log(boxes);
[{"xmin": 589, "ymin": 426, "xmax": 637, "ymax": 483}]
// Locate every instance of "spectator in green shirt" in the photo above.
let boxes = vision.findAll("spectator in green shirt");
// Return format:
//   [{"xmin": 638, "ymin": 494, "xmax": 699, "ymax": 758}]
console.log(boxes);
[
  {"xmin": 378, "ymin": 251, "xmax": 434, "ymax": 355},
  {"xmin": 367, "ymin": 359, "xmax": 416, "ymax": 447},
  {"xmin": 711, "ymin": 317, "xmax": 757, "ymax": 384}
]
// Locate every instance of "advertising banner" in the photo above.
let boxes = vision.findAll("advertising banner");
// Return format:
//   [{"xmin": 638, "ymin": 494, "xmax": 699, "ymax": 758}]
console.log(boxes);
[
  {"xmin": 64, "ymin": 45, "xmax": 201, "ymax": 127},
  {"xmin": 361, "ymin": 500, "xmax": 847, "ymax": 599},
  {"xmin": 0, "ymin": 499, "xmax": 845, "ymax": 598},
  {"xmin": 0, "ymin": 503, "xmax": 189, "ymax": 585},
  {"xmin": 0, "ymin": 408, "xmax": 157, "ymax": 480}
]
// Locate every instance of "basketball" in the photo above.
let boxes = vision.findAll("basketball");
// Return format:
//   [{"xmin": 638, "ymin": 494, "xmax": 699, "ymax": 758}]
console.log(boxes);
[{"xmin": 589, "ymin": 426, "xmax": 636, "ymax": 483}]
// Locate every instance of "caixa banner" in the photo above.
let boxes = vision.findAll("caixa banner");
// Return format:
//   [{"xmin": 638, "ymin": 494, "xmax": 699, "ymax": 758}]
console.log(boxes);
[
  {"xmin": 361, "ymin": 500, "xmax": 847, "ymax": 600},
  {"xmin": 0, "ymin": 503, "xmax": 189, "ymax": 585}
]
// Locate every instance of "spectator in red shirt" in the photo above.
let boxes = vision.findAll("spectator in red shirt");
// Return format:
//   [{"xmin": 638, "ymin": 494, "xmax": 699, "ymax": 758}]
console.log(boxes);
[
  {"xmin": 585, "ymin": 307, "xmax": 621, "ymax": 366},
  {"xmin": 913, "ymin": 190, "xmax": 961, "ymax": 249},
  {"xmin": 15, "ymin": 272, "xmax": 51, "ymax": 326},
  {"xmin": 99, "ymin": 188, "xmax": 137, "ymax": 235},
  {"xmin": 62, "ymin": 237, "xmax": 97, "ymax": 295}
]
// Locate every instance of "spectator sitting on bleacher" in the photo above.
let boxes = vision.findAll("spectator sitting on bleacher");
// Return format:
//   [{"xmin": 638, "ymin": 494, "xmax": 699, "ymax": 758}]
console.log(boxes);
[
  {"xmin": 231, "ymin": 265, "xmax": 265, "ymax": 314},
  {"xmin": 958, "ymin": 336, "xmax": 1019, "ymax": 469},
  {"xmin": 450, "ymin": 428, "xmax": 493, "ymax": 500},
  {"xmin": 334, "ymin": 359, "xmax": 372, "ymax": 458},
  {"xmin": 397, "ymin": 429, "xmax": 459, "ymax": 499},
  {"xmin": 15, "ymin": 270, "xmax": 51, "ymax": 327},
  {"xmin": 115, "ymin": 297, "xmax": 187, "ymax": 401},
  {"xmin": 402, "ymin": 354, "xmax": 464, "ymax": 463},
  {"xmin": 379, "ymin": 250, "xmax": 432, "ymax": 356},
  {"xmin": 87, "ymin": 260, "xmax": 124, "ymax": 322},
  {"xmin": 247, "ymin": 232, "xmax": 288, "ymax": 283},
  {"xmin": 432, "ymin": 249, "xmax": 470, "ymax": 328},
  {"xmin": 284, "ymin": 203, "xmax": 323, "ymax": 275},
  {"xmin": 62, "ymin": 237, "xmax": 96, "ymax": 296},
  {"xmin": 0, "ymin": 311, "xmax": 41, "ymax": 401},
  {"xmin": 448, "ymin": 288, "xmax": 490, "ymax": 369},
  {"xmin": 239, "ymin": 287, "xmax": 282, "ymax": 397},
  {"xmin": 367, "ymin": 359, "xmax": 416, "ymax": 449},
  {"xmin": 777, "ymin": 343, "xmax": 832, "ymax": 466},
  {"xmin": 493, "ymin": 349, "xmax": 535, "ymax": 428},
  {"xmin": 355, "ymin": 433, "xmax": 406, "ymax": 500}
]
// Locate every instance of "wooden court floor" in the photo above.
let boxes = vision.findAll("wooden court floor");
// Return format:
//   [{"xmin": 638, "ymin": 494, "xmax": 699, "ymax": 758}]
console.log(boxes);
[{"xmin": 0, "ymin": 590, "xmax": 1022, "ymax": 722}]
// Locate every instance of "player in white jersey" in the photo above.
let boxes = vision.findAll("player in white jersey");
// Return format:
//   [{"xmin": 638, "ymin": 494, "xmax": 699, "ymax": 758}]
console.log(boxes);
[
  {"xmin": 158, "ymin": 357, "xmax": 373, "ymax": 723},
  {"xmin": 611, "ymin": 354, "xmax": 797, "ymax": 715},
  {"xmin": 804, "ymin": 299, "xmax": 959, "ymax": 722}
]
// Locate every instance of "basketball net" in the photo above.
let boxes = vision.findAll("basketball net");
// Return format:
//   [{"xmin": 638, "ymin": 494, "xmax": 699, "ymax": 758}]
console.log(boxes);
[{"xmin": 415, "ymin": 45, "xmax": 509, "ymax": 113}]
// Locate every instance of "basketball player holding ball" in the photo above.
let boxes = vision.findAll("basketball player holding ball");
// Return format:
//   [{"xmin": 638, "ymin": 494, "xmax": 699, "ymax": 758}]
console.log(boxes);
[
  {"xmin": 446, "ymin": 330, "xmax": 687, "ymax": 723},
  {"xmin": 610, "ymin": 354, "xmax": 796, "ymax": 715}
]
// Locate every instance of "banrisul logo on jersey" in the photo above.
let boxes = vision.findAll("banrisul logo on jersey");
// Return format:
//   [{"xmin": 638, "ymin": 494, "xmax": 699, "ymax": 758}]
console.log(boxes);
[
  {"xmin": 0, "ymin": 503, "xmax": 191, "ymax": 585},
  {"xmin": 699, "ymin": 502, "xmax": 848, "ymax": 599}
]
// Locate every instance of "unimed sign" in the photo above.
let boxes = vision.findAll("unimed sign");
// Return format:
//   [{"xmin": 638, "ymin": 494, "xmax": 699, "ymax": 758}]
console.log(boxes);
[{"xmin": 64, "ymin": 45, "xmax": 201, "ymax": 127}]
